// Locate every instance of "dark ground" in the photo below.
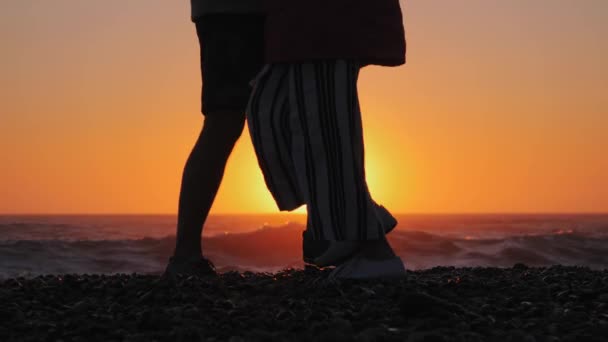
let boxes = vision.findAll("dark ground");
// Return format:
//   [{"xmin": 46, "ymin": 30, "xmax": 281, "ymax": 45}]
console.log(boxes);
[{"xmin": 1, "ymin": 265, "xmax": 607, "ymax": 342}]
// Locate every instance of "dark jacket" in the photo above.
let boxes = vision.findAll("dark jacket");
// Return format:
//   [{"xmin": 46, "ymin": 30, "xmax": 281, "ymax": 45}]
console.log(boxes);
[{"xmin": 264, "ymin": 0, "xmax": 406, "ymax": 66}]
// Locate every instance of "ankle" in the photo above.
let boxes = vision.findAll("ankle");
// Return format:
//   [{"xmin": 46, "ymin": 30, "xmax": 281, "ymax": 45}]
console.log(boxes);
[{"xmin": 172, "ymin": 251, "xmax": 203, "ymax": 262}]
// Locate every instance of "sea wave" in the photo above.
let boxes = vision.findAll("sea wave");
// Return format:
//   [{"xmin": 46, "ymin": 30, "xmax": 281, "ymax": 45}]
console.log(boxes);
[{"xmin": 1, "ymin": 223, "xmax": 607, "ymax": 278}]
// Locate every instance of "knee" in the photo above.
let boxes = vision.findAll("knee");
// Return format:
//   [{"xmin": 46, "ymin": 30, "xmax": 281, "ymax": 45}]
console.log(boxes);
[{"xmin": 204, "ymin": 111, "xmax": 246, "ymax": 143}]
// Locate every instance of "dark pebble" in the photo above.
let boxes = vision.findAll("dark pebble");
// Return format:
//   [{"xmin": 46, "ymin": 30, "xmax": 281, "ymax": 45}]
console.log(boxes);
[
  {"xmin": 407, "ymin": 331, "xmax": 448, "ymax": 342},
  {"xmin": 513, "ymin": 263, "xmax": 529, "ymax": 271},
  {"xmin": 0, "ymin": 266, "xmax": 604, "ymax": 341}
]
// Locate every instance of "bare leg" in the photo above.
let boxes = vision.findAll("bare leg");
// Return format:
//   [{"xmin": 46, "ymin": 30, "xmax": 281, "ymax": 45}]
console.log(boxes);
[{"xmin": 173, "ymin": 111, "xmax": 245, "ymax": 260}]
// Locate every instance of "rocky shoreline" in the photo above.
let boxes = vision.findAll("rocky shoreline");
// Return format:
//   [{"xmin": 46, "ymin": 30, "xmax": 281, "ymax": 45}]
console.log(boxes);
[{"xmin": 1, "ymin": 265, "xmax": 607, "ymax": 341}]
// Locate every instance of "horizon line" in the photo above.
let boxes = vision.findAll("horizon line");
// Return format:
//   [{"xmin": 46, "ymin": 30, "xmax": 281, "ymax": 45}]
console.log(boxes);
[{"xmin": 1, "ymin": 212, "xmax": 607, "ymax": 216}]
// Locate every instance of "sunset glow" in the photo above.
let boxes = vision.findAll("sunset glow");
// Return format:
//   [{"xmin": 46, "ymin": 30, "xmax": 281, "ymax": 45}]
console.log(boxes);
[{"xmin": 1, "ymin": 0, "xmax": 607, "ymax": 214}]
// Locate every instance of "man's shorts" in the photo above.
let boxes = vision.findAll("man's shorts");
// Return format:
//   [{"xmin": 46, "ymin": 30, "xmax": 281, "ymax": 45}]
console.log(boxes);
[{"xmin": 195, "ymin": 14, "xmax": 265, "ymax": 116}]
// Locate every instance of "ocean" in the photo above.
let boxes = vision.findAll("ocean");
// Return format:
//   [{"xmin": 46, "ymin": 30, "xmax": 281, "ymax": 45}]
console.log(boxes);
[{"xmin": 1, "ymin": 214, "xmax": 607, "ymax": 278}]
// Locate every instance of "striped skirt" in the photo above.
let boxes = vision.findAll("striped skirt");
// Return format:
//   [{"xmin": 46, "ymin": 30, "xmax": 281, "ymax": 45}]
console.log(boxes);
[{"xmin": 247, "ymin": 60, "xmax": 396, "ymax": 241}]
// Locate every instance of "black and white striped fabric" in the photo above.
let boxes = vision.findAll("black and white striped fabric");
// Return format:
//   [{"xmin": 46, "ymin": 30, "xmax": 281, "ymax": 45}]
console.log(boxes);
[{"xmin": 247, "ymin": 60, "xmax": 396, "ymax": 241}]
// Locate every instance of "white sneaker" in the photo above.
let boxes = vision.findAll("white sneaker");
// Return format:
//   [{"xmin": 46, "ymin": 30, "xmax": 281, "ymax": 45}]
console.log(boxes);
[
  {"xmin": 329, "ymin": 255, "xmax": 406, "ymax": 280},
  {"xmin": 313, "ymin": 241, "xmax": 361, "ymax": 267}
]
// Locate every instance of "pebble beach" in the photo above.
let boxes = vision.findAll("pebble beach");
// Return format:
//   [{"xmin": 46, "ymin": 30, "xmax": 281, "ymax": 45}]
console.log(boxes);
[{"xmin": 2, "ymin": 264, "xmax": 607, "ymax": 342}]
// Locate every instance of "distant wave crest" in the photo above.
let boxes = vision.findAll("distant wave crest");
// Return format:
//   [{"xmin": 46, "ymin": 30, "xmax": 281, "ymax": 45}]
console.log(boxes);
[{"xmin": 1, "ymin": 222, "xmax": 607, "ymax": 278}]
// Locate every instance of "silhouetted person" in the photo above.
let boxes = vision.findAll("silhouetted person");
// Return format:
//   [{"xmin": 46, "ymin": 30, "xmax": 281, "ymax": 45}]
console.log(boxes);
[
  {"xmin": 165, "ymin": 0, "xmax": 264, "ymax": 277},
  {"xmin": 248, "ymin": 0, "xmax": 407, "ymax": 278}
]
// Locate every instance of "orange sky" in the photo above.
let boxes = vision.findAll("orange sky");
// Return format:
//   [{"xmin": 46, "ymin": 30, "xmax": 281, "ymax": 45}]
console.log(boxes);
[{"xmin": 1, "ymin": 0, "xmax": 607, "ymax": 214}]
